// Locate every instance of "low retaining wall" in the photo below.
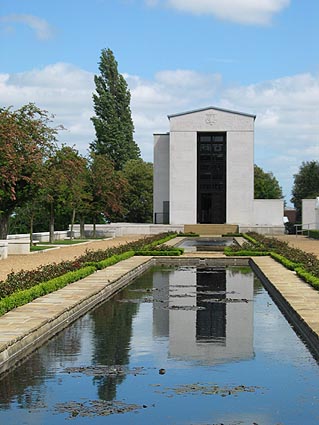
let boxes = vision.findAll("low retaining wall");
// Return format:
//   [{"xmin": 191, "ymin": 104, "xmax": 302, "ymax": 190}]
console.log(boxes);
[
  {"xmin": 239, "ymin": 225, "xmax": 285, "ymax": 235},
  {"xmin": 0, "ymin": 240, "xmax": 8, "ymax": 260},
  {"xmin": 72, "ymin": 223, "xmax": 184, "ymax": 238},
  {"xmin": 8, "ymin": 239, "xmax": 30, "ymax": 255}
]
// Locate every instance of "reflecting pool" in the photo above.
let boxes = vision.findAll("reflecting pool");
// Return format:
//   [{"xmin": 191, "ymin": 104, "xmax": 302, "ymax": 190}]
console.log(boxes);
[{"xmin": 0, "ymin": 265, "xmax": 318, "ymax": 425}]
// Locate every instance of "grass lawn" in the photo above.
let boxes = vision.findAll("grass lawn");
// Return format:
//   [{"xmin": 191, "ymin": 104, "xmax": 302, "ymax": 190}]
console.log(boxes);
[
  {"xmin": 39, "ymin": 239, "xmax": 89, "ymax": 246},
  {"xmin": 30, "ymin": 245, "xmax": 56, "ymax": 252}
]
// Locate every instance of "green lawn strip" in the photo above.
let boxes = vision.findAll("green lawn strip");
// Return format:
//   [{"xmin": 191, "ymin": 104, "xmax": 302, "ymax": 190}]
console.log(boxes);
[
  {"xmin": 30, "ymin": 245, "xmax": 56, "ymax": 252},
  {"xmin": 0, "ymin": 266, "xmax": 96, "ymax": 316},
  {"xmin": 39, "ymin": 239, "xmax": 88, "ymax": 246}
]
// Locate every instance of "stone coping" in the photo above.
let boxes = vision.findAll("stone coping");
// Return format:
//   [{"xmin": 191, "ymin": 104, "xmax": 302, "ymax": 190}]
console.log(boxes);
[{"xmin": 0, "ymin": 253, "xmax": 318, "ymax": 376}]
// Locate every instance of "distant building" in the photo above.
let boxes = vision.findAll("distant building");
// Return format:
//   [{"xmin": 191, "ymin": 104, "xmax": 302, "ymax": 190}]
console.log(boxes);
[{"xmin": 153, "ymin": 106, "xmax": 284, "ymax": 234}]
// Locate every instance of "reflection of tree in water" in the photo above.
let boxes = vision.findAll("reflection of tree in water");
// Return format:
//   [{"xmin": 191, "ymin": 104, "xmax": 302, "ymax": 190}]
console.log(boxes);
[
  {"xmin": 90, "ymin": 271, "xmax": 154, "ymax": 401},
  {"xmin": 0, "ymin": 351, "xmax": 47, "ymax": 409},
  {"xmin": 0, "ymin": 313, "xmax": 87, "ymax": 409}
]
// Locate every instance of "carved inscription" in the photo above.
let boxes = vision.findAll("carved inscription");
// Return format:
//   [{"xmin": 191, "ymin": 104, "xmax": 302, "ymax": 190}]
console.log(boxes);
[{"xmin": 205, "ymin": 113, "xmax": 217, "ymax": 126}]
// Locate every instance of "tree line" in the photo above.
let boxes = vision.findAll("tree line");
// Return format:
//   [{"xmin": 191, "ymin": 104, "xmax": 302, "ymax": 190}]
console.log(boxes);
[
  {"xmin": 1, "ymin": 49, "xmax": 153, "ymax": 242},
  {"xmin": 1, "ymin": 48, "xmax": 317, "ymax": 241}
]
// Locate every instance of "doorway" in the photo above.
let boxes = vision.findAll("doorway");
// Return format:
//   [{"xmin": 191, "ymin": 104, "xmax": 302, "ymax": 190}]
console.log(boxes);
[{"xmin": 197, "ymin": 133, "xmax": 226, "ymax": 224}]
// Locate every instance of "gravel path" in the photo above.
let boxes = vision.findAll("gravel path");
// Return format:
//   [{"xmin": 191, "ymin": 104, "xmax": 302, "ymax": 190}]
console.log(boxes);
[{"xmin": 0, "ymin": 235, "xmax": 143, "ymax": 282}]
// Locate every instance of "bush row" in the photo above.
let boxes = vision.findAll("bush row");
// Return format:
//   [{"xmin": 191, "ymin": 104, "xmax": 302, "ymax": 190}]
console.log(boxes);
[
  {"xmin": 229, "ymin": 232, "xmax": 319, "ymax": 291},
  {"xmin": 0, "ymin": 266, "xmax": 96, "ymax": 316},
  {"xmin": 308, "ymin": 230, "xmax": 319, "ymax": 240},
  {"xmin": 0, "ymin": 236, "xmax": 182, "ymax": 316},
  {"xmin": 0, "ymin": 233, "xmax": 177, "ymax": 300}
]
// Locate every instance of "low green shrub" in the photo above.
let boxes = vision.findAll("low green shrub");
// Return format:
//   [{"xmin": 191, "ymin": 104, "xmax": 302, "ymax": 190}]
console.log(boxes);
[
  {"xmin": 224, "ymin": 247, "xmax": 269, "ymax": 257},
  {"xmin": 270, "ymin": 252, "xmax": 300, "ymax": 270},
  {"xmin": 295, "ymin": 267, "xmax": 319, "ymax": 289},
  {"xmin": 135, "ymin": 248, "xmax": 183, "ymax": 256},
  {"xmin": 144, "ymin": 233, "xmax": 177, "ymax": 249},
  {"xmin": 0, "ymin": 266, "xmax": 96, "ymax": 316},
  {"xmin": 177, "ymin": 232, "xmax": 199, "ymax": 237},
  {"xmin": 222, "ymin": 233, "xmax": 243, "ymax": 237},
  {"xmin": 0, "ymin": 233, "xmax": 175, "ymax": 300},
  {"xmin": 308, "ymin": 230, "xmax": 319, "ymax": 240}
]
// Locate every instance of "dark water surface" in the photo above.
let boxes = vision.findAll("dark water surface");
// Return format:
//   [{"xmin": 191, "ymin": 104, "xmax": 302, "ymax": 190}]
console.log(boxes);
[{"xmin": 0, "ymin": 265, "xmax": 318, "ymax": 425}]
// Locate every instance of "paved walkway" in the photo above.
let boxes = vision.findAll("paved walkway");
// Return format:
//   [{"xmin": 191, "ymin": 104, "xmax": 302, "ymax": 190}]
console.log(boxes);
[{"xmin": 274, "ymin": 234, "xmax": 319, "ymax": 256}]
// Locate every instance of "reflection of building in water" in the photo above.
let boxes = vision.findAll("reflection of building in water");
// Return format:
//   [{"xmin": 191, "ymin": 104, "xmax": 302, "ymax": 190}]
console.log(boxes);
[
  {"xmin": 153, "ymin": 267, "xmax": 254, "ymax": 365},
  {"xmin": 153, "ymin": 270, "xmax": 169, "ymax": 337},
  {"xmin": 196, "ymin": 268, "xmax": 226, "ymax": 343}
]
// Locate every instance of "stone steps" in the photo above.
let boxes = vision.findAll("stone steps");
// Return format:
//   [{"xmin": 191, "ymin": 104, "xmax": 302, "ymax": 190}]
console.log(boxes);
[{"xmin": 184, "ymin": 224, "xmax": 238, "ymax": 235}]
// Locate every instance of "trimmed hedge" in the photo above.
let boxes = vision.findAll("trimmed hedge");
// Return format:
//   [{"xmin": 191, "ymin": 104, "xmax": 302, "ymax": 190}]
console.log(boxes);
[
  {"xmin": 0, "ymin": 266, "xmax": 96, "ymax": 316},
  {"xmin": 308, "ymin": 230, "xmax": 319, "ymax": 240},
  {"xmin": 270, "ymin": 252, "xmax": 300, "ymax": 271},
  {"xmin": 135, "ymin": 249, "xmax": 183, "ymax": 256},
  {"xmin": 295, "ymin": 267, "xmax": 319, "ymax": 289},
  {"xmin": 224, "ymin": 247, "xmax": 269, "ymax": 257},
  {"xmin": 84, "ymin": 251, "xmax": 135, "ymax": 270},
  {"xmin": 0, "ymin": 233, "xmax": 175, "ymax": 300}
]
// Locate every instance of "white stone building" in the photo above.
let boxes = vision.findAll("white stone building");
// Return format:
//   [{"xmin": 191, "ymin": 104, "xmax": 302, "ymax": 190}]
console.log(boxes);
[{"xmin": 153, "ymin": 106, "xmax": 284, "ymax": 234}]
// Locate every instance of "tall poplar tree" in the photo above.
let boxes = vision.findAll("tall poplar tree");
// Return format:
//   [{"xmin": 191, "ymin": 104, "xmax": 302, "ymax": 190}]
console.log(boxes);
[{"xmin": 90, "ymin": 48, "xmax": 140, "ymax": 170}]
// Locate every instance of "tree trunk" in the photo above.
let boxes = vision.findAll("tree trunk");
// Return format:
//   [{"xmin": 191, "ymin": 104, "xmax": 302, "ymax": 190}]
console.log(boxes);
[
  {"xmin": 93, "ymin": 216, "xmax": 96, "ymax": 238},
  {"xmin": 49, "ymin": 203, "xmax": 55, "ymax": 244},
  {"xmin": 70, "ymin": 208, "xmax": 76, "ymax": 240},
  {"xmin": 29, "ymin": 212, "xmax": 34, "ymax": 246},
  {"xmin": 80, "ymin": 216, "xmax": 85, "ymax": 239},
  {"xmin": 0, "ymin": 213, "xmax": 10, "ymax": 239}
]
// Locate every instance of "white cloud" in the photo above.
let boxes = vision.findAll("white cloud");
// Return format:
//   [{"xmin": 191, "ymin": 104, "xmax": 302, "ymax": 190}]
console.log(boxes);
[
  {"xmin": 0, "ymin": 63, "xmax": 95, "ymax": 154},
  {"xmin": 1, "ymin": 62, "xmax": 318, "ymax": 203},
  {"xmin": 0, "ymin": 14, "xmax": 54, "ymax": 40},
  {"xmin": 146, "ymin": 0, "xmax": 290, "ymax": 25}
]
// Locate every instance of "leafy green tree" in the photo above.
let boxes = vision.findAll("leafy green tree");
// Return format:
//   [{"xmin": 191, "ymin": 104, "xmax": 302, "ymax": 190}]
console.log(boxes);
[
  {"xmin": 42, "ymin": 146, "xmax": 88, "ymax": 243},
  {"xmin": 121, "ymin": 159, "xmax": 153, "ymax": 223},
  {"xmin": 291, "ymin": 160, "xmax": 319, "ymax": 217},
  {"xmin": 90, "ymin": 48, "xmax": 140, "ymax": 170},
  {"xmin": 0, "ymin": 103, "xmax": 58, "ymax": 239},
  {"xmin": 254, "ymin": 164, "xmax": 283, "ymax": 199},
  {"xmin": 88, "ymin": 154, "xmax": 127, "ymax": 236}
]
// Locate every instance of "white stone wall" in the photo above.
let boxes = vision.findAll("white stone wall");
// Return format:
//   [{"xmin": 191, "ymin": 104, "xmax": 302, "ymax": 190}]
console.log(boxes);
[
  {"xmin": 153, "ymin": 134, "xmax": 170, "ymax": 223},
  {"xmin": 169, "ymin": 107, "xmax": 254, "ymax": 133},
  {"xmin": 253, "ymin": 199, "xmax": 284, "ymax": 225},
  {"xmin": 169, "ymin": 131, "xmax": 197, "ymax": 224},
  {"xmin": 0, "ymin": 240, "xmax": 8, "ymax": 260},
  {"xmin": 302, "ymin": 199, "xmax": 318, "ymax": 229},
  {"xmin": 168, "ymin": 107, "xmax": 255, "ymax": 225},
  {"xmin": 226, "ymin": 131, "xmax": 254, "ymax": 225}
]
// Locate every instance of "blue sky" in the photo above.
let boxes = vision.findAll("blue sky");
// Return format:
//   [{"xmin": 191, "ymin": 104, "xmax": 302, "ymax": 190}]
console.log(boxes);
[{"xmin": 1, "ymin": 0, "xmax": 319, "ymax": 205}]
